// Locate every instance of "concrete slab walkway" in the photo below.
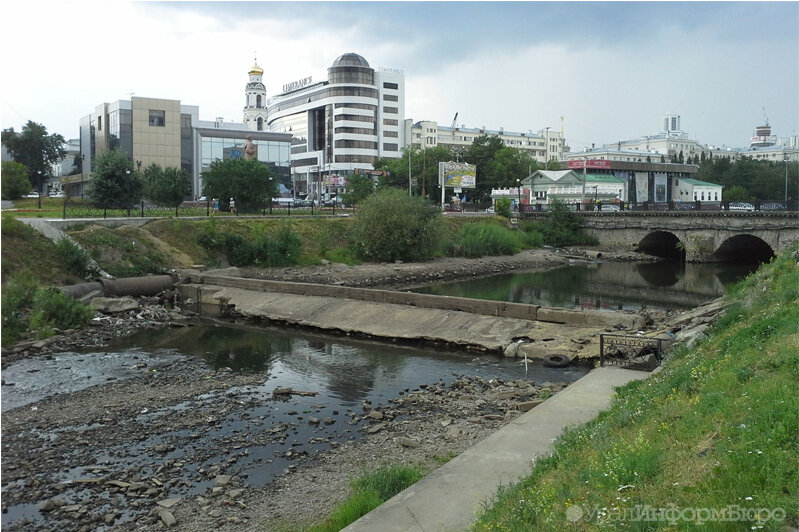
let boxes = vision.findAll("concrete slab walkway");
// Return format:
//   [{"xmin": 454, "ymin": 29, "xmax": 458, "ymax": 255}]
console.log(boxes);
[{"xmin": 343, "ymin": 366, "xmax": 648, "ymax": 532}]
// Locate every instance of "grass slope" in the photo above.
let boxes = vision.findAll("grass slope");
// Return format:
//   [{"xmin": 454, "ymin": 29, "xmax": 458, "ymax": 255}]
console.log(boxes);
[
  {"xmin": 474, "ymin": 247, "xmax": 798, "ymax": 531},
  {"xmin": 1, "ymin": 215, "xmax": 81, "ymax": 286}
]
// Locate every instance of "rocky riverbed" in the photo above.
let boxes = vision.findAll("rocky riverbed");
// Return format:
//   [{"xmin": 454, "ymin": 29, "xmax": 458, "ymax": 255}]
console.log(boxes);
[{"xmin": 3, "ymin": 247, "xmax": 721, "ymax": 531}]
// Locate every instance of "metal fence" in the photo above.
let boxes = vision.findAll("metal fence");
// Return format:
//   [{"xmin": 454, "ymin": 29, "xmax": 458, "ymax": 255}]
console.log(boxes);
[
  {"xmin": 520, "ymin": 199, "xmax": 798, "ymax": 215},
  {"xmin": 61, "ymin": 199, "xmax": 354, "ymax": 219},
  {"xmin": 599, "ymin": 333, "xmax": 665, "ymax": 371}
]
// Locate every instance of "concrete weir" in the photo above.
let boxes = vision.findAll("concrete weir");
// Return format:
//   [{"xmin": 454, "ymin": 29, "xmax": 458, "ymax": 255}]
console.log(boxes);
[{"xmin": 177, "ymin": 271, "xmax": 645, "ymax": 355}]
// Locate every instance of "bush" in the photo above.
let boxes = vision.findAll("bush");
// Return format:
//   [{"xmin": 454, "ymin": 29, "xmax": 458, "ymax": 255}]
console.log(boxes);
[
  {"xmin": 444, "ymin": 222, "xmax": 527, "ymax": 258},
  {"xmin": 29, "ymin": 288, "xmax": 95, "ymax": 336},
  {"xmin": 495, "ymin": 197, "xmax": 512, "ymax": 218},
  {"xmin": 1, "ymin": 161, "xmax": 32, "ymax": 200},
  {"xmin": 2, "ymin": 277, "xmax": 94, "ymax": 345},
  {"xmin": 520, "ymin": 200, "xmax": 598, "ymax": 247},
  {"xmin": 55, "ymin": 237, "xmax": 98, "ymax": 279},
  {"xmin": 1, "ymin": 274, "xmax": 39, "ymax": 345},
  {"xmin": 351, "ymin": 188, "xmax": 441, "ymax": 262},
  {"xmin": 197, "ymin": 221, "xmax": 303, "ymax": 267}
]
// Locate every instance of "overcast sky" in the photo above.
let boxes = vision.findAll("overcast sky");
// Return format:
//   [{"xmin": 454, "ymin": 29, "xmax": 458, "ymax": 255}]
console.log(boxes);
[{"xmin": 2, "ymin": 1, "xmax": 797, "ymax": 151}]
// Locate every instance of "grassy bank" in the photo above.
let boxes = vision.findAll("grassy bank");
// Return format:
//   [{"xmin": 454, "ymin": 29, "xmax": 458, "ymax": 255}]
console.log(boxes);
[{"xmin": 474, "ymin": 246, "xmax": 798, "ymax": 531}]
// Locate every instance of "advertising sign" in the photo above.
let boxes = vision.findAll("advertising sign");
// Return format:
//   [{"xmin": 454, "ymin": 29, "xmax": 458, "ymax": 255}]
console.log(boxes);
[
  {"xmin": 324, "ymin": 175, "xmax": 347, "ymax": 187},
  {"xmin": 568, "ymin": 159, "xmax": 612, "ymax": 169},
  {"xmin": 439, "ymin": 161, "xmax": 477, "ymax": 188},
  {"xmin": 634, "ymin": 172, "xmax": 649, "ymax": 202},
  {"xmin": 654, "ymin": 173, "xmax": 667, "ymax": 202}
]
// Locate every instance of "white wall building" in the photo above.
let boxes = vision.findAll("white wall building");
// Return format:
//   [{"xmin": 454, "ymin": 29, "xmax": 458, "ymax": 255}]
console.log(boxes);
[
  {"xmin": 265, "ymin": 53, "xmax": 405, "ymax": 199},
  {"xmin": 405, "ymin": 120, "xmax": 566, "ymax": 165},
  {"xmin": 673, "ymin": 178, "xmax": 723, "ymax": 202}
]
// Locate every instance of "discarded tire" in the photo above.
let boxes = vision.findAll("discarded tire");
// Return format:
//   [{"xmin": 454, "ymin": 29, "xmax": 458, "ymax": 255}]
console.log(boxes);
[{"xmin": 542, "ymin": 354, "xmax": 570, "ymax": 368}]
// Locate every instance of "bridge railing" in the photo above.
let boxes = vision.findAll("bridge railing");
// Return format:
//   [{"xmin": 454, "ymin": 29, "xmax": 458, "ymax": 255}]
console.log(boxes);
[{"xmin": 521, "ymin": 199, "xmax": 798, "ymax": 215}]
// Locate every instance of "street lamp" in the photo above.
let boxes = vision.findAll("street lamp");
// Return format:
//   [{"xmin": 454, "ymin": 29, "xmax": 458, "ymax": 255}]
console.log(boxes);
[
  {"xmin": 80, "ymin": 154, "xmax": 85, "ymax": 199},
  {"xmin": 516, "ymin": 178, "xmax": 522, "ymax": 214},
  {"xmin": 544, "ymin": 126, "xmax": 551, "ymax": 170},
  {"xmin": 785, "ymin": 154, "xmax": 789, "ymax": 203},
  {"xmin": 37, "ymin": 170, "xmax": 42, "ymax": 209}
]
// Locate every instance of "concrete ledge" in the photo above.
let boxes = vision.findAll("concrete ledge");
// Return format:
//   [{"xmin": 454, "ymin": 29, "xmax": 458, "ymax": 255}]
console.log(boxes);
[
  {"xmin": 342, "ymin": 366, "xmax": 648, "ymax": 532},
  {"xmin": 191, "ymin": 274, "xmax": 644, "ymax": 329}
]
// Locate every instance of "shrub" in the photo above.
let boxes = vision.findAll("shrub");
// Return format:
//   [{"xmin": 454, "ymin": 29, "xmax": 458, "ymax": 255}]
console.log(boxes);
[
  {"xmin": 495, "ymin": 197, "xmax": 512, "ymax": 218},
  {"xmin": 444, "ymin": 222, "xmax": 526, "ymax": 258},
  {"xmin": 1, "ymin": 161, "xmax": 32, "ymax": 200},
  {"xmin": 351, "ymin": 188, "xmax": 441, "ymax": 262},
  {"xmin": 55, "ymin": 237, "xmax": 98, "ymax": 279},
  {"xmin": 1, "ymin": 274, "xmax": 39, "ymax": 345},
  {"xmin": 196, "ymin": 222, "xmax": 303, "ymax": 267},
  {"xmin": 29, "ymin": 288, "xmax": 95, "ymax": 336},
  {"xmin": 2, "ymin": 278, "xmax": 94, "ymax": 345},
  {"xmin": 520, "ymin": 200, "xmax": 598, "ymax": 247}
]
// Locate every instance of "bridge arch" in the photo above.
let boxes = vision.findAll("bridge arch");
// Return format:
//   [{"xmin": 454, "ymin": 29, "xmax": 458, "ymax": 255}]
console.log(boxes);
[
  {"xmin": 636, "ymin": 231, "xmax": 685, "ymax": 260},
  {"xmin": 713, "ymin": 235, "xmax": 775, "ymax": 263}
]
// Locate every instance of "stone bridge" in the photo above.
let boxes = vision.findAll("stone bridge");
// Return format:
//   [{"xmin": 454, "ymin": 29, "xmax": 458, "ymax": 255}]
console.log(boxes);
[{"xmin": 547, "ymin": 212, "xmax": 799, "ymax": 262}]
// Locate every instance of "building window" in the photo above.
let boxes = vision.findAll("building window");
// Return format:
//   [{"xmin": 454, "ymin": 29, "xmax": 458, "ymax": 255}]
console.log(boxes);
[
  {"xmin": 149, "ymin": 110, "xmax": 166, "ymax": 127},
  {"xmin": 383, "ymin": 94, "xmax": 399, "ymax": 102},
  {"xmin": 97, "ymin": 116, "xmax": 102, "ymax": 131},
  {"xmin": 384, "ymin": 131, "xmax": 398, "ymax": 138},
  {"xmin": 383, "ymin": 143, "xmax": 398, "ymax": 151},
  {"xmin": 383, "ymin": 106, "xmax": 398, "ymax": 114},
  {"xmin": 335, "ymin": 140, "xmax": 378, "ymax": 149},
  {"xmin": 257, "ymin": 117, "xmax": 263, "ymax": 131},
  {"xmin": 256, "ymin": 95, "xmax": 262, "ymax": 108},
  {"xmin": 383, "ymin": 119, "xmax": 398, "ymax": 126},
  {"xmin": 383, "ymin": 82, "xmax": 399, "ymax": 89}
]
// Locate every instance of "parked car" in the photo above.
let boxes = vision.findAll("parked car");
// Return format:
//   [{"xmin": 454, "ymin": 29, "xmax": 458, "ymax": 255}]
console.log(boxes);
[
  {"xmin": 50, "ymin": 191, "xmax": 65, "ymax": 198},
  {"xmin": 728, "ymin": 202, "xmax": 755, "ymax": 211},
  {"xmin": 23, "ymin": 191, "xmax": 39, "ymax": 198},
  {"xmin": 485, "ymin": 207, "xmax": 496, "ymax": 214},
  {"xmin": 294, "ymin": 199, "xmax": 313, "ymax": 207},
  {"xmin": 272, "ymin": 197, "xmax": 295, "ymax": 207},
  {"xmin": 444, "ymin": 203, "xmax": 463, "ymax": 212},
  {"xmin": 760, "ymin": 202, "xmax": 786, "ymax": 211},
  {"xmin": 600, "ymin": 203, "xmax": 620, "ymax": 212}
]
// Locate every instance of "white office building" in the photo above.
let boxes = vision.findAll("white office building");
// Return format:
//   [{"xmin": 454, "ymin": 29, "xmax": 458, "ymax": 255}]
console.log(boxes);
[
  {"xmin": 265, "ymin": 53, "xmax": 405, "ymax": 199},
  {"xmin": 405, "ymin": 120, "xmax": 566, "ymax": 165}
]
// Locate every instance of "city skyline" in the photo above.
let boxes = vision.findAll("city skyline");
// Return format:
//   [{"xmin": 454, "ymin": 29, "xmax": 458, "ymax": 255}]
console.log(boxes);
[{"xmin": 2, "ymin": 1, "xmax": 797, "ymax": 151}]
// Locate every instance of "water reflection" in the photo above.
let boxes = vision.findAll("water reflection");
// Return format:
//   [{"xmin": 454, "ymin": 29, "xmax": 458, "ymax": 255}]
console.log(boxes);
[{"xmin": 413, "ymin": 261, "xmax": 759, "ymax": 312}]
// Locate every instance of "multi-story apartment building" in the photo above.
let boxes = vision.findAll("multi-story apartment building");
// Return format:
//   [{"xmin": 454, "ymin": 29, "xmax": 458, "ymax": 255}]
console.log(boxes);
[{"xmin": 405, "ymin": 120, "xmax": 566, "ymax": 165}]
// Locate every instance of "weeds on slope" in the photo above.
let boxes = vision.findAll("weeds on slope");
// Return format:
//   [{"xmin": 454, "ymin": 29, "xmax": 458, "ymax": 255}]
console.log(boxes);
[{"xmin": 474, "ymin": 246, "xmax": 798, "ymax": 531}]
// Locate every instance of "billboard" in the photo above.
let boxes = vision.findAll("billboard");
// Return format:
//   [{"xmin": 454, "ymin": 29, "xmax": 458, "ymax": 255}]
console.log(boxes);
[
  {"xmin": 324, "ymin": 175, "xmax": 347, "ymax": 186},
  {"xmin": 568, "ymin": 159, "xmax": 612, "ymax": 169},
  {"xmin": 439, "ymin": 161, "xmax": 477, "ymax": 188}
]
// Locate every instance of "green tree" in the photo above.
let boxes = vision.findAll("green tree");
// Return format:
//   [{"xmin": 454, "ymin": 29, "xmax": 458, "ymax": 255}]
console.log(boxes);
[
  {"xmin": 1, "ymin": 161, "xmax": 32, "ymax": 200},
  {"xmin": 1, "ymin": 122, "xmax": 66, "ymax": 196},
  {"xmin": 464, "ymin": 135, "xmax": 505, "ymax": 201},
  {"xmin": 141, "ymin": 163, "xmax": 191, "ymax": 207},
  {"xmin": 723, "ymin": 185, "xmax": 752, "ymax": 201},
  {"xmin": 485, "ymin": 147, "xmax": 537, "ymax": 189},
  {"xmin": 342, "ymin": 172, "xmax": 375, "ymax": 206},
  {"xmin": 200, "ymin": 158, "xmax": 278, "ymax": 213},
  {"xmin": 351, "ymin": 188, "xmax": 442, "ymax": 262},
  {"xmin": 86, "ymin": 149, "xmax": 142, "ymax": 208},
  {"xmin": 374, "ymin": 145, "xmax": 454, "ymax": 201}
]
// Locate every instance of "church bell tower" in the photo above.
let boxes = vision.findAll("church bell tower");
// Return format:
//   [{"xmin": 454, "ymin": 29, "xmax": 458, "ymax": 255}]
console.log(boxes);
[{"xmin": 243, "ymin": 56, "xmax": 267, "ymax": 131}]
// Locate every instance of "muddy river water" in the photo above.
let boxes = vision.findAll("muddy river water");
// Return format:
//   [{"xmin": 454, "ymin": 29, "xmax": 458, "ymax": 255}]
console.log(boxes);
[{"xmin": 1, "ymin": 323, "xmax": 589, "ymax": 530}]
